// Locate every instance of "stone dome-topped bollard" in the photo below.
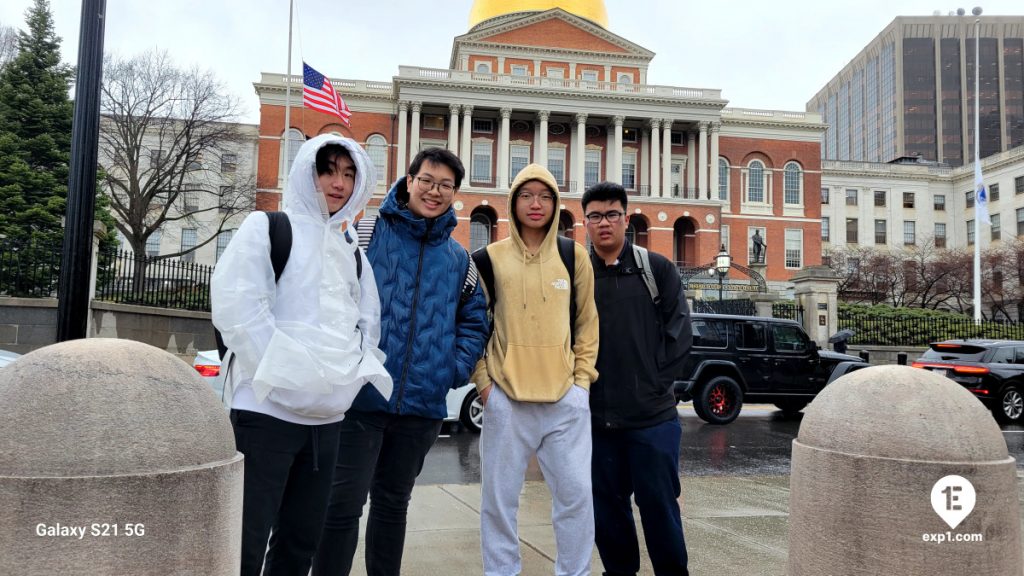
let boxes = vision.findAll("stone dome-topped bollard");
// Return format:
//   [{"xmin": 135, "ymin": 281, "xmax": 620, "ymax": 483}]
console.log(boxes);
[
  {"xmin": 0, "ymin": 338, "xmax": 242, "ymax": 575},
  {"xmin": 788, "ymin": 365, "xmax": 1022, "ymax": 575}
]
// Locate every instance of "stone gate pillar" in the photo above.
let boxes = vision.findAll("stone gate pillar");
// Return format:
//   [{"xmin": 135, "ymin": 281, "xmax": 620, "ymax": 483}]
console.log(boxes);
[{"xmin": 790, "ymin": 265, "xmax": 840, "ymax": 348}]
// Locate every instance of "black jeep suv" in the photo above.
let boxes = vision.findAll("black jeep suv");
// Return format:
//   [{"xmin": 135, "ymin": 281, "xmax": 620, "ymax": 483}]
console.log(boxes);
[
  {"xmin": 675, "ymin": 314, "xmax": 867, "ymax": 425},
  {"xmin": 912, "ymin": 339, "xmax": 1024, "ymax": 424}
]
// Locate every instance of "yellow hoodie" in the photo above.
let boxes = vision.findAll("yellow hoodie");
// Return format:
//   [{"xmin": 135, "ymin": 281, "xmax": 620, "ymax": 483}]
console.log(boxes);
[{"xmin": 471, "ymin": 164, "xmax": 599, "ymax": 402}]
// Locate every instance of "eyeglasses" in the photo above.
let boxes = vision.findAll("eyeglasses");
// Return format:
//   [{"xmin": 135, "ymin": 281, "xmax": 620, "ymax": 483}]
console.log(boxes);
[
  {"xmin": 517, "ymin": 192, "xmax": 555, "ymax": 205},
  {"xmin": 413, "ymin": 175, "xmax": 455, "ymax": 195},
  {"xmin": 584, "ymin": 210, "xmax": 625, "ymax": 224}
]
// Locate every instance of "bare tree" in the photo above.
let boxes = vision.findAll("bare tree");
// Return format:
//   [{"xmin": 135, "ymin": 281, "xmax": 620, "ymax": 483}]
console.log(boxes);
[
  {"xmin": 99, "ymin": 50, "xmax": 254, "ymax": 263},
  {"xmin": 0, "ymin": 24, "xmax": 17, "ymax": 70}
]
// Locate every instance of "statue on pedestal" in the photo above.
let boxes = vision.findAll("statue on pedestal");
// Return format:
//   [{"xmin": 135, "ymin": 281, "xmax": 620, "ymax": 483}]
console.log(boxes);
[{"xmin": 751, "ymin": 230, "xmax": 766, "ymax": 264}]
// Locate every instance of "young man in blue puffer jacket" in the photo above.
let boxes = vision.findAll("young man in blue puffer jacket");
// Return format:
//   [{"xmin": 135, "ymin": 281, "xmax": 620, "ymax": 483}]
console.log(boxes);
[{"xmin": 313, "ymin": 147, "xmax": 489, "ymax": 576}]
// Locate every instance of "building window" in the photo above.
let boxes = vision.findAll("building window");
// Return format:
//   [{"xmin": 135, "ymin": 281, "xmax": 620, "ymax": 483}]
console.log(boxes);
[
  {"xmin": 720, "ymin": 224, "xmax": 730, "ymax": 253},
  {"xmin": 546, "ymin": 67, "xmax": 565, "ymax": 79},
  {"xmin": 470, "ymin": 212, "xmax": 494, "ymax": 252},
  {"xmin": 510, "ymin": 144, "xmax": 530, "ymax": 182},
  {"xmin": 846, "ymin": 218, "xmax": 858, "ymax": 244},
  {"xmin": 935, "ymin": 222, "xmax": 947, "ymax": 248},
  {"xmin": 616, "ymin": 73, "xmax": 633, "ymax": 84},
  {"xmin": 145, "ymin": 230, "xmax": 161, "ymax": 258},
  {"xmin": 220, "ymin": 153, "xmax": 237, "ymax": 174},
  {"xmin": 784, "ymin": 229, "xmax": 803, "ymax": 269},
  {"xmin": 584, "ymin": 149, "xmax": 601, "ymax": 188},
  {"xmin": 622, "ymin": 151, "xmax": 637, "ymax": 191},
  {"xmin": 990, "ymin": 183, "xmax": 1000, "ymax": 202},
  {"xmin": 718, "ymin": 159, "xmax": 729, "ymax": 201},
  {"xmin": 1016, "ymin": 176, "xmax": 1024, "ymax": 195},
  {"xmin": 783, "ymin": 162, "xmax": 802, "ymax": 205},
  {"xmin": 747, "ymin": 160, "xmax": 765, "ymax": 203},
  {"xmin": 365, "ymin": 135, "xmax": 388, "ymax": 183},
  {"xmin": 670, "ymin": 132, "xmax": 683, "ymax": 145},
  {"xmin": 180, "ymin": 228, "xmax": 197, "ymax": 262},
  {"xmin": 472, "ymin": 119, "xmax": 493, "ymax": 134},
  {"xmin": 581, "ymin": 70, "xmax": 598, "ymax": 82},
  {"xmin": 1018, "ymin": 208, "xmax": 1024, "ymax": 236},
  {"xmin": 967, "ymin": 220, "xmax": 975, "ymax": 245},
  {"xmin": 903, "ymin": 221, "xmax": 916, "ymax": 245},
  {"xmin": 992, "ymin": 214, "xmax": 1001, "ymax": 241},
  {"xmin": 216, "ymin": 230, "xmax": 233, "ymax": 261},
  {"xmin": 903, "ymin": 192, "xmax": 915, "ymax": 208},
  {"xmin": 547, "ymin": 148, "xmax": 565, "ymax": 185},
  {"xmin": 821, "ymin": 187, "xmax": 830, "ymax": 204},
  {"xmin": 966, "ymin": 190, "xmax": 975, "ymax": 208},
  {"xmin": 846, "ymin": 189, "xmax": 858, "ymax": 206},
  {"xmin": 182, "ymin": 191, "xmax": 199, "ymax": 212},
  {"xmin": 471, "ymin": 142, "xmax": 492, "ymax": 183},
  {"xmin": 281, "ymin": 129, "xmax": 305, "ymax": 178},
  {"xmin": 622, "ymin": 128, "xmax": 638, "ymax": 143},
  {"xmin": 873, "ymin": 190, "xmax": 886, "ymax": 207},
  {"xmin": 822, "ymin": 217, "xmax": 830, "ymax": 242},
  {"xmin": 874, "ymin": 219, "xmax": 887, "ymax": 244},
  {"xmin": 474, "ymin": 62, "xmax": 491, "ymax": 73},
  {"xmin": 510, "ymin": 64, "xmax": 527, "ymax": 76},
  {"xmin": 150, "ymin": 149, "xmax": 165, "ymax": 168},
  {"xmin": 934, "ymin": 194, "xmax": 946, "ymax": 211},
  {"xmin": 423, "ymin": 115, "xmax": 445, "ymax": 131}
]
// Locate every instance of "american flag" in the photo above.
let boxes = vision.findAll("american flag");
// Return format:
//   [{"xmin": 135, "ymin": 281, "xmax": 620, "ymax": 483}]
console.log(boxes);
[{"xmin": 302, "ymin": 62, "xmax": 352, "ymax": 126}]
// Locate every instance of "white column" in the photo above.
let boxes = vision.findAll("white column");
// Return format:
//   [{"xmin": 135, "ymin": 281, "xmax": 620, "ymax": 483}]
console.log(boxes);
[
  {"xmin": 575, "ymin": 113, "xmax": 587, "ymax": 193},
  {"xmin": 686, "ymin": 130, "xmax": 697, "ymax": 194},
  {"xmin": 662, "ymin": 119, "xmax": 672, "ymax": 198},
  {"xmin": 448, "ymin": 104, "xmax": 460, "ymax": 154},
  {"xmin": 409, "ymin": 102, "xmax": 421, "ymax": 155},
  {"xmin": 497, "ymin": 56, "xmax": 506, "ymax": 74},
  {"xmin": 537, "ymin": 110, "xmax": 549, "ymax": 167},
  {"xmin": 497, "ymin": 107, "xmax": 512, "ymax": 189},
  {"xmin": 460, "ymin": 105, "xmax": 473, "ymax": 173},
  {"xmin": 604, "ymin": 65, "xmax": 613, "ymax": 84},
  {"xmin": 697, "ymin": 121, "xmax": 709, "ymax": 199},
  {"xmin": 649, "ymin": 119, "xmax": 661, "ymax": 198},
  {"xmin": 640, "ymin": 126, "xmax": 650, "ymax": 194},
  {"xmin": 612, "ymin": 116, "xmax": 624, "ymax": 184},
  {"xmin": 709, "ymin": 122, "xmax": 721, "ymax": 201},
  {"xmin": 396, "ymin": 101, "xmax": 408, "ymax": 176}
]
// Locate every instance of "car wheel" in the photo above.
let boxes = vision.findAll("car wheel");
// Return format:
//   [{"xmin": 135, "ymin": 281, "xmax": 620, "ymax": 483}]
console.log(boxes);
[
  {"xmin": 459, "ymin": 388, "xmax": 484, "ymax": 432},
  {"xmin": 773, "ymin": 399, "xmax": 810, "ymax": 415},
  {"xmin": 995, "ymin": 385, "xmax": 1024, "ymax": 424},
  {"xmin": 692, "ymin": 376, "xmax": 743, "ymax": 425}
]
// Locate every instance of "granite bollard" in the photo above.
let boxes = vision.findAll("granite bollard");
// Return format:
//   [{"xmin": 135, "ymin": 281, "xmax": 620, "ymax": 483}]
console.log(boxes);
[
  {"xmin": 0, "ymin": 338, "xmax": 243, "ymax": 575},
  {"xmin": 788, "ymin": 365, "xmax": 1022, "ymax": 575}
]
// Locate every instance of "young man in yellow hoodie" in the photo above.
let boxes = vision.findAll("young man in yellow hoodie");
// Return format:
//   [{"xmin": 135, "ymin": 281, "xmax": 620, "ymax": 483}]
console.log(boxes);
[{"xmin": 472, "ymin": 163, "xmax": 600, "ymax": 576}]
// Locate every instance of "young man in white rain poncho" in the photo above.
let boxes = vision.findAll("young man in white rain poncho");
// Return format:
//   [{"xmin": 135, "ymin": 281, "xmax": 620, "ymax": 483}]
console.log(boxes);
[{"xmin": 212, "ymin": 134, "xmax": 392, "ymax": 576}]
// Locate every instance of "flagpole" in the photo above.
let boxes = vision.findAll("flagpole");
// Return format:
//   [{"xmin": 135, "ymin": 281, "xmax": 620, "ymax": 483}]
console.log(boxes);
[
  {"xmin": 972, "ymin": 8, "xmax": 982, "ymax": 324},
  {"xmin": 282, "ymin": 0, "xmax": 294, "ymax": 199}
]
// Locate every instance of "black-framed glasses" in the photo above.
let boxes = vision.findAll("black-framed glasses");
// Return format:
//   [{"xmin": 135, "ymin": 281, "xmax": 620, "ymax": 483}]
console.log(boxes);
[
  {"xmin": 413, "ymin": 175, "xmax": 455, "ymax": 195},
  {"xmin": 584, "ymin": 210, "xmax": 624, "ymax": 224},
  {"xmin": 517, "ymin": 192, "xmax": 555, "ymax": 205}
]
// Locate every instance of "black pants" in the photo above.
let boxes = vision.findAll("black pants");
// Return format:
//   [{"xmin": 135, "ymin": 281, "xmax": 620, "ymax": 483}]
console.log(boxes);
[
  {"xmin": 231, "ymin": 409, "xmax": 342, "ymax": 576},
  {"xmin": 312, "ymin": 410, "xmax": 443, "ymax": 576},
  {"xmin": 592, "ymin": 417, "xmax": 689, "ymax": 576}
]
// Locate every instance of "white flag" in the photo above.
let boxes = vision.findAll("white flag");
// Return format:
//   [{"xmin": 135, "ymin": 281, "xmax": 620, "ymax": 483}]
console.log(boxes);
[{"xmin": 975, "ymin": 161, "xmax": 990, "ymax": 225}]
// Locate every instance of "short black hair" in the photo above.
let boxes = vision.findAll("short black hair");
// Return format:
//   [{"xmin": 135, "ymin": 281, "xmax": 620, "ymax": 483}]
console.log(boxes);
[
  {"xmin": 315, "ymin": 144, "xmax": 353, "ymax": 175},
  {"xmin": 582, "ymin": 181, "xmax": 628, "ymax": 212},
  {"xmin": 408, "ymin": 147, "xmax": 465, "ymax": 189}
]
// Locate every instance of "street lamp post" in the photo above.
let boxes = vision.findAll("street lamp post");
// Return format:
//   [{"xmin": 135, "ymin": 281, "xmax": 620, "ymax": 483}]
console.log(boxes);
[{"xmin": 707, "ymin": 244, "xmax": 732, "ymax": 301}]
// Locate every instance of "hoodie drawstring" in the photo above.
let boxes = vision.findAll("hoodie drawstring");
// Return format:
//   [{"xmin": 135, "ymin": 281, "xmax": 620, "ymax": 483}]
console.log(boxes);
[{"xmin": 311, "ymin": 426, "xmax": 320, "ymax": 472}]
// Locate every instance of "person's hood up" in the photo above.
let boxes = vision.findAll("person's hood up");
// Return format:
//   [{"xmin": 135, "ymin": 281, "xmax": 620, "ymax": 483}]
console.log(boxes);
[
  {"xmin": 378, "ymin": 177, "xmax": 457, "ymax": 244},
  {"xmin": 282, "ymin": 133, "xmax": 377, "ymax": 228},
  {"xmin": 507, "ymin": 163, "xmax": 561, "ymax": 255}
]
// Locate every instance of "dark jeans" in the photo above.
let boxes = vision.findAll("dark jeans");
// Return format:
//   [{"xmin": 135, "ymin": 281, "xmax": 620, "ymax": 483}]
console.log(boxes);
[
  {"xmin": 231, "ymin": 409, "xmax": 343, "ymax": 576},
  {"xmin": 592, "ymin": 417, "xmax": 689, "ymax": 576},
  {"xmin": 312, "ymin": 410, "xmax": 443, "ymax": 576}
]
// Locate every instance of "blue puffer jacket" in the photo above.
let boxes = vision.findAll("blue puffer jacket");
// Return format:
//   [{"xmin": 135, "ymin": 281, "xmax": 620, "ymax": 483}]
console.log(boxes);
[{"xmin": 349, "ymin": 178, "xmax": 489, "ymax": 418}]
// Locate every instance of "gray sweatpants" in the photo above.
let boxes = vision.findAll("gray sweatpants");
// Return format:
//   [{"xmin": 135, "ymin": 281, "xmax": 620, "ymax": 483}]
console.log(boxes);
[{"xmin": 480, "ymin": 384, "xmax": 595, "ymax": 576}]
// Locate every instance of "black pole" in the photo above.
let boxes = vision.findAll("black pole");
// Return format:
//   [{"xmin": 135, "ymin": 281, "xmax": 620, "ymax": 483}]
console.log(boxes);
[
  {"xmin": 718, "ymin": 273, "xmax": 723, "ymax": 301},
  {"xmin": 56, "ymin": 0, "xmax": 107, "ymax": 342}
]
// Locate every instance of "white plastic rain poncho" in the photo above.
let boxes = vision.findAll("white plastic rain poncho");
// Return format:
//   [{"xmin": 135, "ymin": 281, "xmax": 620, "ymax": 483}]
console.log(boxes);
[{"xmin": 211, "ymin": 134, "xmax": 392, "ymax": 424}]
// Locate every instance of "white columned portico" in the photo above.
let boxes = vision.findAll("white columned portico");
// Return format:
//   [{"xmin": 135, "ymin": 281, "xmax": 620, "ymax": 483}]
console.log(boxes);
[
  {"xmin": 396, "ymin": 101, "xmax": 408, "ymax": 177},
  {"xmin": 409, "ymin": 102, "xmax": 422, "ymax": 156},
  {"xmin": 574, "ymin": 113, "xmax": 587, "ymax": 193},
  {"xmin": 536, "ymin": 110, "xmax": 549, "ymax": 167},
  {"xmin": 612, "ymin": 115, "xmax": 624, "ymax": 184},
  {"xmin": 448, "ymin": 104, "xmax": 460, "ymax": 154},
  {"xmin": 497, "ymin": 107, "xmax": 512, "ymax": 189},
  {"xmin": 661, "ymin": 119, "xmax": 672, "ymax": 198},
  {"xmin": 686, "ymin": 130, "xmax": 696, "ymax": 195},
  {"xmin": 697, "ymin": 121, "xmax": 709, "ymax": 199},
  {"xmin": 709, "ymin": 122, "xmax": 721, "ymax": 200},
  {"xmin": 460, "ymin": 105, "xmax": 473, "ymax": 173},
  {"xmin": 640, "ymin": 127, "xmax": 650, "ymax": 193},
  {"xmin": 649, "ymin": 119, "xmax": 661, "ymax": 197}
]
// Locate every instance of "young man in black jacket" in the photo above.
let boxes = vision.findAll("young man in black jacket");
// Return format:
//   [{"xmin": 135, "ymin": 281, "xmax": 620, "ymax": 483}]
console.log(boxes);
[{"xmin": 582, "ymin": 181, "xmax": 692, "ymax": 576}]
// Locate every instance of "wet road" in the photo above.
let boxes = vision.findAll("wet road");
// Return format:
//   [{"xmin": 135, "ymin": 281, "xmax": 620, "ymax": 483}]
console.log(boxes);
[{"xmin": 417, "ymin": 404, "xmax": 1024, "ymax": 485}]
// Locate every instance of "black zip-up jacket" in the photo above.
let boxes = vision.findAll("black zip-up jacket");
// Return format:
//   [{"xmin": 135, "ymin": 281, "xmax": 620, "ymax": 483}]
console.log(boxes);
[{"xmin": 590, "ymin": 241, "xmax": 692, "ymax": 429}]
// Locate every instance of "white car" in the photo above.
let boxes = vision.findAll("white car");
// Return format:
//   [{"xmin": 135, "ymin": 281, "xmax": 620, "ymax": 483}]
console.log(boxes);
[{"xmin": 192, "ymin": 350, "xmax": 484, "ymax": 432}]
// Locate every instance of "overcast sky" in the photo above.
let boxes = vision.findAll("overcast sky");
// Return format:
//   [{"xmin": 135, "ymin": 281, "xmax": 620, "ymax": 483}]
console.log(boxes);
[{"xmin": 1, "ymin": 1, "xmax": 1022, "ymax": 124}]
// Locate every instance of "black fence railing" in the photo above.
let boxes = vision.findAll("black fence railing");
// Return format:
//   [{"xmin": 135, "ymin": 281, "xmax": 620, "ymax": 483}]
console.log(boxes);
[
  {"xmin": 0, "ymin": 239, "xmax": 63, "ymax": 298},
  {"xmin": 837, "ymin": 311, "xmax": 1024, "ymax": 346},
  {"xmin": 773, "ymin": 302, "xmax": 805, "ymax": 324},
  {"xmin": 95, "ymin": 250, "xmax": 212, "ymax": 311}
]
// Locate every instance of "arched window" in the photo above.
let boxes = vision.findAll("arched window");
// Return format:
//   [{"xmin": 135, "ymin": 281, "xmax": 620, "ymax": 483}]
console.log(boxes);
[
  {"xmin": 747, "ymin": 160, "xmax": 765, "ymax": 203},
  {"xmin": 558, "ymin": 210, "xmax": 575, "ymax": 241},
  {"xmin": 626, "ymin": 215, "xmax": 649, "ymax": 249},
  {"xmin": 366, "ymin": 135, "xmax": 388, "ymax": 184},
  {"xmin": 717, "ymin": 158, "xmax": 730, "ymax": 201},
  {"xmin": 280, "ymin": 128, "xmax": 305, "ymax": 180},
  {"xmin": 783, "ymin": 161, "xmax": 802, "ymax": 205},
  {"xmin": 470, "ymin": 210, "xmax": 494, "ymax": 252}
]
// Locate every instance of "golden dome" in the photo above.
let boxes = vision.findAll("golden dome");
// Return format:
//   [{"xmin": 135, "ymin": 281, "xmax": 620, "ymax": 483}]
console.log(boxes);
[{"xmin": 469, "ymin": 0, "xmax": 608, "ymax": 29}]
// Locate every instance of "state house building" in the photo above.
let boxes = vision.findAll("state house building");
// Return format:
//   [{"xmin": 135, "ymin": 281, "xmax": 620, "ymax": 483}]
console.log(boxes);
[{"xmin": 253, "ymin": 0, "xmax": 825, "ymax": 287}]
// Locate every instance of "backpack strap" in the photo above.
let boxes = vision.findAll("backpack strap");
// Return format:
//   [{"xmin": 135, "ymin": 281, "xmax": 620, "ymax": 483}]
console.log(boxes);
[
  {"xmin": 471, "ymin": 246, "xmax": 495, "ymax": 312},
  {"xmin": 460, "ymin": 251, "xmax": 479, "ymax": 306},
  {"xmin": 556, "ymin": 236, "xmax": 577, "ymax": 345},
  {"xmin": 631, "ymin": 244, "xmax": 661, "ymax": 305},
  {"xmin": 355, "ymin": 215, "xmax": 377, "ymax": 252}
]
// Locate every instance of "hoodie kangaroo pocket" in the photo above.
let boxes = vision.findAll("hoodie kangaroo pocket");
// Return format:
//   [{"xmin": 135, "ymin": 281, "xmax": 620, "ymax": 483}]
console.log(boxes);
[{"xmin": 501, "ymin": 343, "xmax": 573, "ymax": 400}]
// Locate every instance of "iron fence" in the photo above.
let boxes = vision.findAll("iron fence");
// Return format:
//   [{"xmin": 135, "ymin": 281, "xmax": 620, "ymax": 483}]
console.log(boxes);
[
  {"xmin": 0, "ymin": 239, "xmax": 63, "ymax": 298},
  {"xmin": 95, "ymin": 250, "xmax": 212, "ymax": 311},
  {"xmin": 837, "ymin": 310, "xmax": 1024, "ymax": 346},
  {"xmin": 773, "ymin": 302, "xmax": 805, "ymax": 323}
]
